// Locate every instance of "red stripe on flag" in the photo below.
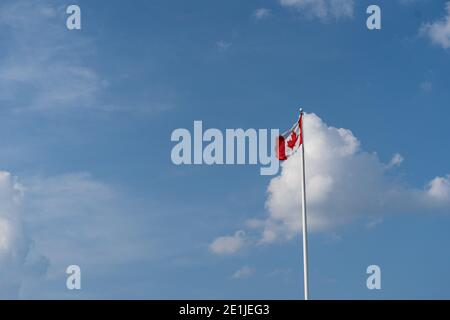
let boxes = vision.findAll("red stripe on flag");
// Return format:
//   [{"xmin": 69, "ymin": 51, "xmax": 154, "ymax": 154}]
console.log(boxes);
[{"xmin": 277, "ymin": 135, "xmax": 288, "ymax": 161}]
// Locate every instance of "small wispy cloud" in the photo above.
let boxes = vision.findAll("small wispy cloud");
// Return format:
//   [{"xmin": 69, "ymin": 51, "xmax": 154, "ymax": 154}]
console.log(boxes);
[
  {"xmin": 420, "ymin": 2, "xmax": 450, "ymax": 49},
  {"xmin": 216, "ymin": 40, "xmax": 232, "ymax": 52},
  {"xmin": 420, "ymin": 80, "xmax": 433, "ymax": 93},
  {"xmin": 253, "ymin": 8, "xmax": 271, "ymax": 20},
  {"xmin": 279, "ymin": 0, "xmax": 354, "ymax": 20},
  {"xmin": 231, "ymin": 266, "xmax": 255, "ymax": 279},
  {"xmin": 387, "ymin": 153, "xmax": 404, "ymax": 168},
  {"xmin": 209, "ymin": 231, "xmax": 246, "ymax": 255}
]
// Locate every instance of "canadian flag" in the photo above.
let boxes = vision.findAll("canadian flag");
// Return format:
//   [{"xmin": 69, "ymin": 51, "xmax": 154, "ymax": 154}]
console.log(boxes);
[{"xmin": 276, "ymin": 113, "xmax": 303, "ymax": 161}]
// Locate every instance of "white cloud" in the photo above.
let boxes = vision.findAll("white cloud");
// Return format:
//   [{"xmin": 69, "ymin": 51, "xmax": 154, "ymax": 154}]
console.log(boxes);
[
  {"xmin": 0, "ymin": 171, "xmax": 48, "ymax": 298},
  {"xmin": 279, "ymin": 0, "xmax": 354, "ymax": 19},
  {"xmin": 253, "ymin": 8, "xmax": 271, "ymax": 20},
  {"xmin": 216, "ymin": 40, "xmax": 232, "ymax": 51},
  {"xmin": 213, "ymin": 113, "xmax": 450, "ymax": 250},
  {"xmin": 387, "ymin": 153, "xmax": 404, "ymax": 168},
  {"xmin": 420, "ymin": 81, "xmax": 433, "ymax": 93},
  {"xmin": 209, "ymin": 230, "xmax": 246, "ymax": 255},
  {"xmin": 231, "ymin": 266, "xmax": 255, "ymax": 279},
  {"xmin": 258, "ymin": 113, "xmax": 450, "ymax": 242},
  {"xmin": 420, "ymin": 2, "xmax": 450, "ymax": 49},
  {"xmin": 427, "ymin": 175, "xmax": 450, "ymax": 201}
]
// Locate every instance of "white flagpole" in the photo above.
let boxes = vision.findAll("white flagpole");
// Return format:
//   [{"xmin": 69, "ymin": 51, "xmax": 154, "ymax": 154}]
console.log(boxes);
[{"xmin": 299, "ymin": 108, "xmax": 309, "ymax": 300}]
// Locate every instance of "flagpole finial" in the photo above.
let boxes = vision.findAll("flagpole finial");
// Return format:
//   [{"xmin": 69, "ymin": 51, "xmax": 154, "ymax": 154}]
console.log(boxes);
[{"xmin": 299, "ymin": 107, "xmax": 304, "ymax": 114}]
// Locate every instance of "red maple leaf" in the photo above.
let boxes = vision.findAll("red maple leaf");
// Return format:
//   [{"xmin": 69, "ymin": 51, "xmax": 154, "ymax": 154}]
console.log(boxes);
[{"xmin": 287, "ymin": 131, "xmax": 298, "ymax": 149}]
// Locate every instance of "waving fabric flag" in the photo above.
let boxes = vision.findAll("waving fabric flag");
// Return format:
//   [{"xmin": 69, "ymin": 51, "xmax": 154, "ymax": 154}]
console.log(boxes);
[
  {"xmin": 276, "ymin": 114, "xmax": 303, "ymax": 161},
  {"xmin": 275, "ymin": 109, "xmax": 310, "ymax": 301}
]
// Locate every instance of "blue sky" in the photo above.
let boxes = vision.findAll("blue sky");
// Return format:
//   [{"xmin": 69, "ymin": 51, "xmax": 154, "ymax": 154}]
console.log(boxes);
[{"xmin": 0, "ymin": 0, "xmax": 449, "ymax": 299}]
